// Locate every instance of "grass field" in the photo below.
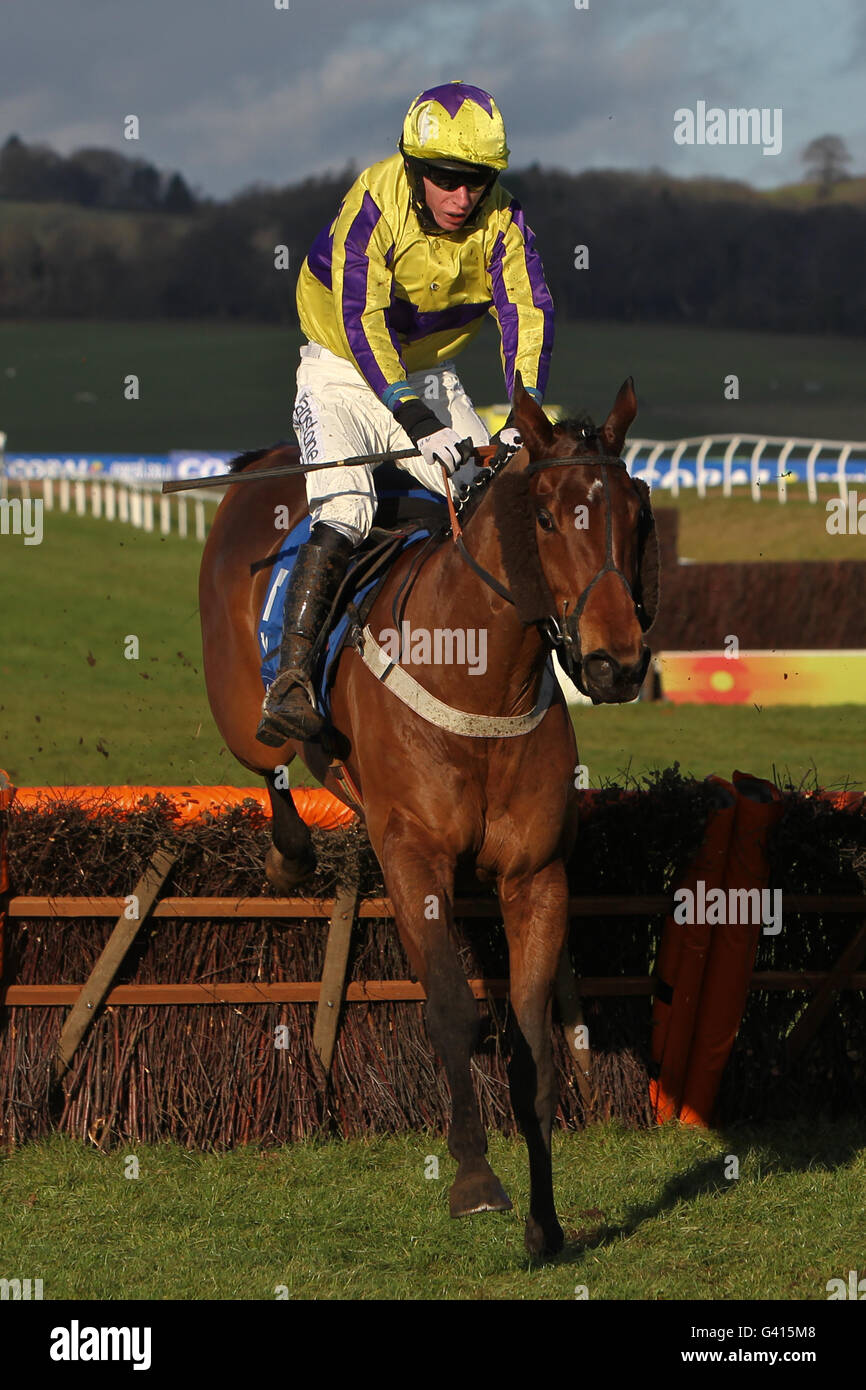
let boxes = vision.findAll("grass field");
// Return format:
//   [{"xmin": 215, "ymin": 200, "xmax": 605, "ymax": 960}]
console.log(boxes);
[
  {"xmin": 0, "ymin": 508, "xmax": 862, "ymax": 789},
  {"xmin": 3, "ymin": 318, "xmax": 866, "ymax": 450},
  {"xmin": 1, "ymin": 1121, "xmax": 863, "ymax": 1299}
]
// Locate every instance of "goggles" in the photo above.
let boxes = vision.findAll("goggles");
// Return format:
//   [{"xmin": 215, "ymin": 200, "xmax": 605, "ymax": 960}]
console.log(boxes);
[{"xmin": 419, "ymin": 161, "xmax": 496, "ymax": 192}]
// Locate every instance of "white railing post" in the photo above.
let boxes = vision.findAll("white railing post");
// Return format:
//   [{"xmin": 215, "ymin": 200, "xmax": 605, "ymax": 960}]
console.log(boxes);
[
  {"xmin": 774, "ymin": 440, "xmax": 794, "ymax": 504},
  {"xmin": 44, "ymin": 477, "xmax": 54, "ymax": 511},
  {"xmin": 645, "ymin": 443, "xmax": 669, "ymax": 493},
  {"xmin": 835, "ymin": 444, "xmax": 852, "ymax": 507},
  {"xmin": 721, "ymin": 436, "xmax": 741, "ymax": 498},
  {"xmin": 159, "ymin": 495, "xmax": 171, "ymax": 535},
  {"xmin": 695, "ymin": 437, "xmax": 714, "ymax": 499},
  {"xmin": 749, "ymin": 439, "xmax": 767, "ymax": 502},
  {"xmin": 805, "ymin": 442, "xmax": 823, "ymax": 504},
  {"xmin": 666, "ymin": 440, "xmax": 689, "ymax": 495}
]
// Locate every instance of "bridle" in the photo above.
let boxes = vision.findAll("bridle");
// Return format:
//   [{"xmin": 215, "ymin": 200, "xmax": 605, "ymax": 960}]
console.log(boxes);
[{"xmin": 454, "ymin": 447, "xmax": 650, "ymax": 689}]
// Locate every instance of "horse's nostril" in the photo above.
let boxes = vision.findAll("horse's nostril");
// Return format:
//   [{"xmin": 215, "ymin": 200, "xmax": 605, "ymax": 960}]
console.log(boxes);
[{"xmin": 583, "ymin": 652, "xmax": 617, "ymax": 687}]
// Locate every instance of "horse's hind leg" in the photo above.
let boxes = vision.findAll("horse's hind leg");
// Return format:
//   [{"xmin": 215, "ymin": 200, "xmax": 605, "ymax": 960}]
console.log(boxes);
[
  {"xmin": 499, "ymin": 861, "xmax": 569, "ymax": 1259},
  {"xmin": 264, "ymin": 766, "xmax": 317, "ymax": 890},
  {"xmin": 380, "ymin": 813, "xmax": 511, "ymax": 1218}
]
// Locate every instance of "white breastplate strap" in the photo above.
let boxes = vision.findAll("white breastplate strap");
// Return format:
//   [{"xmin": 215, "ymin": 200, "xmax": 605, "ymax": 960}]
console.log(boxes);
[{"xmin": 358, "ymin": 625, "xmax": 557, "ymax": 737}]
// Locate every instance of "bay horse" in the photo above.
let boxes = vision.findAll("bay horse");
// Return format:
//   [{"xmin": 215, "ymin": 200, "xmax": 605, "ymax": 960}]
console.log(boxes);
[{"xmin": 199, "ymin": 376, "xmax": 658, "ymax": 1258}]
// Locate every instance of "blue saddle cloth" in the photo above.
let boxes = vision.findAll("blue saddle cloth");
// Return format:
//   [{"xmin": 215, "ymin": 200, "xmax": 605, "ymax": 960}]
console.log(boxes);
[{"xmin": 258, "ymin": 476, "xmax": 443, "ymax": 720}]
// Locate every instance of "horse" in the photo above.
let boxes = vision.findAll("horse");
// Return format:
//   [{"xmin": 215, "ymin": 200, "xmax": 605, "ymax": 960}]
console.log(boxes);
[{"xmin": 198, "ymin": 376, "xmax": 659, "ymax": 1258}]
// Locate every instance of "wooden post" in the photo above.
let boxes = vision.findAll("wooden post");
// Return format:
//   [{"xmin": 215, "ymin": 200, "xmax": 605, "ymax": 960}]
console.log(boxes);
[
  {"xmin": 0, "ymin": 770, "xmax": 14, "ymax": 985},
  {"xmin": 53, "ymin": 847, "xmax": 176, "ymax": 1081},
  {"xmin": 312, "ymin": 876, "xmax": 360, "ymax": 1074},
  {"xmin": 786, "ymin": 917, "xmax": 866, "ymax": 1064}
]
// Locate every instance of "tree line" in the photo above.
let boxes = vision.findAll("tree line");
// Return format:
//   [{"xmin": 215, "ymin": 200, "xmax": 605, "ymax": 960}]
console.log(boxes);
[{"xmin": 0, "ymin": 134, "xmax": 863, "ymax": 334}]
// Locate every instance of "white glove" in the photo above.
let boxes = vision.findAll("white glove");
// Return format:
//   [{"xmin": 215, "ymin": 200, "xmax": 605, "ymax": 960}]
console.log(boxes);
[
  {"xmin": 415, "ymin": 427, "xmax": 473, "ymax": 475},
  {"xmin": 499, "ymin": 427, "xmax": 522, "ymax": 451}
]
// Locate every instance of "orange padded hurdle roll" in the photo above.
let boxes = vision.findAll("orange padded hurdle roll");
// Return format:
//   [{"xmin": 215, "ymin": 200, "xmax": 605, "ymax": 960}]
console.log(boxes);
[{"xmin": 6, "ymin": 783, "xmax": 356, "ymax": 829}]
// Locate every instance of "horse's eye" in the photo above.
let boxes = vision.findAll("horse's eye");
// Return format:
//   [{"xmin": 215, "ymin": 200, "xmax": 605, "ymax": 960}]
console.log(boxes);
[{"xmin": 536, "ymin": 508, "xmax": 554, "ymax": 532}]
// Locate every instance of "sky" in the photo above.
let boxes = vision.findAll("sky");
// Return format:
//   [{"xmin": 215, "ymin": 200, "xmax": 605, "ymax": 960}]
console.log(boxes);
[{"xmin": 1, "ymin": 0, "xmax": 864, "ymax": 198}]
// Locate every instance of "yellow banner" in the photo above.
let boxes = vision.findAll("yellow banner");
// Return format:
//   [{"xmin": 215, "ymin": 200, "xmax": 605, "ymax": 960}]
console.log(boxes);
[{"xmin": 656, "ymin": 651, "xmax": 866, "ymax": 705}]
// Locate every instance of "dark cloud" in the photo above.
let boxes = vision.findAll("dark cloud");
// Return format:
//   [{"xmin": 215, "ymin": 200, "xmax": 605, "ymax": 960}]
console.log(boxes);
[{"xmin": 0, "ymin": 0, "xmax": 862, "ymax": 196}]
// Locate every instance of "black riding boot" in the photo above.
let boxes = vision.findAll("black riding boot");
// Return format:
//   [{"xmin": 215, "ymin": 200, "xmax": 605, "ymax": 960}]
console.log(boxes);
[{"xmin": 255, "ymin": 524, "xmax": 355, "ymax": 746}]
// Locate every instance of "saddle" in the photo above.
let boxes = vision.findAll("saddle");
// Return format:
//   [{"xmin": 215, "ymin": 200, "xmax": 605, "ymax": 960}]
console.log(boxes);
[{"xmin": 256, "ymin": 463, "xmax": 450, "ymax": 721}]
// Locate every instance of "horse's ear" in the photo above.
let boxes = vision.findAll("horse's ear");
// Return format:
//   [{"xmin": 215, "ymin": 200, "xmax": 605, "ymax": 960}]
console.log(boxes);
[
  {"xmin": 512, "ymin": 370, "xmax": 554, "ymax": 456},
  {"xmin": 601, "ymin": 377, "xmax": 637, "ymax": 458},
  {"xmin": 631, "ymin": 476, "xmax": 659, "ymax": 632}
]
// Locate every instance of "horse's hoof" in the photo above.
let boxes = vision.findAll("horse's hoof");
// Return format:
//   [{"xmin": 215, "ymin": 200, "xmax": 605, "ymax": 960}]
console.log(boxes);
[
  {"xmin": 265, "ymin": 844, "xmax": 316, "ymax": 892},
  {"xmin": 449, "ymin": 1167, "xmax": 512, "ymax": 1217},
  {"xmin": 524, "ymin": 1214, "xmax": 565, "ymax": 1260}
]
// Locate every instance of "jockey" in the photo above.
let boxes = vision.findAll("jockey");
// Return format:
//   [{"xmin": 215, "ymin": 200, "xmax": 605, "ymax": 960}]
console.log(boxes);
[{"xmin": 256, "ymin": 79, "xmax": 555, "ymax": 747}]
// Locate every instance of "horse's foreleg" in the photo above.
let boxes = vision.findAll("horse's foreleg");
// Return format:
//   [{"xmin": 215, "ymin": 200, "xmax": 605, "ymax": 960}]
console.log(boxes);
[
  {"xmin": 264, "ymin": 766, "xmax": 316, "ymax": 890},
  {"xmin": 499, "ymin": 860, "xmax": 569, "ymax": 1258},
  {"xmin": 380, "ymin": 814, "xmax": 511, "ymax": 1218}
]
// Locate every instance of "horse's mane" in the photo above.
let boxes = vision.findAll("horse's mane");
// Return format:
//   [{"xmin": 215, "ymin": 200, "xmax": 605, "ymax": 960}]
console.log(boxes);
[
  {"xmin": 227, "ymin": 442, "xmax": 294, "ymax": 474},
  {"xmin": 226, "ymin": 447, "xmax": 268, "ymax": 474}
]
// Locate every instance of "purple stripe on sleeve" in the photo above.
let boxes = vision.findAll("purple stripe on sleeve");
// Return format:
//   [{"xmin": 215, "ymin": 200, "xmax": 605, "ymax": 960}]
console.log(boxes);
[
  {"xmin": 306, "ymin": 221, "xmax": 334, "ymax": 290},
  {"xmin": 488, "ymin": 228, "xmax": 520, "ymax": 398},
  {"xmin": 508, "ymin": 201, "xmax": 555, "ymax": 396},
  {"xmin": 341, "ymin": 191, "xmax": 399, "ymax": 397}
]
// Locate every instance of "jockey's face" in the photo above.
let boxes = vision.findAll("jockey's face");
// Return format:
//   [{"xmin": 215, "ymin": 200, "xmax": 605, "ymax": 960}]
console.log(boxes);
[{"xmin": 422, "ymin": 176, "xmax": 486, "ymax": 231}]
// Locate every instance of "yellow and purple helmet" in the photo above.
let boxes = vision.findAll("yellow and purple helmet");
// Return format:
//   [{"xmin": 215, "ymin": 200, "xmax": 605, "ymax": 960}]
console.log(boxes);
[
  {"xmin": 400, "ymin": 80, "xmax": 509, "ymax": 169},
  {"xmin": 399, "ymin": 81, "xmax": 508, "ymax": 230}
]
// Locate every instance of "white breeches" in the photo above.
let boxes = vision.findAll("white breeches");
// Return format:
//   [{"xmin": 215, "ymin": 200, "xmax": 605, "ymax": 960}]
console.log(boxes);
[{"xmin": 293, "ymin": 342, "xmax": 489, "ymax": 543}]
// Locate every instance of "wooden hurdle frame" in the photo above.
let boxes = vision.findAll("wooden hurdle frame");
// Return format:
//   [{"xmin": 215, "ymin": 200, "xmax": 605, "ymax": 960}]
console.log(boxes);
[{"xmin": 1, "ymin": 774, "xmax": 864, "ymax": 1116}]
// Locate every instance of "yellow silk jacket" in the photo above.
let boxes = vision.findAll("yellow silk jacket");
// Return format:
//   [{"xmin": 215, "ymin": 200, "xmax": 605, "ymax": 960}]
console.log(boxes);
[{"xmin": 296, "ymin": 153, "xmax": 553, "ymax": 413}]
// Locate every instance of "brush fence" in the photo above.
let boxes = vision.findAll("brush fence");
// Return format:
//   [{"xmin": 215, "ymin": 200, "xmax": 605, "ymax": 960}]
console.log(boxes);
[{"xmin": 0, "ymin": 776, "xmax": 863, "ymax": 1147}]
